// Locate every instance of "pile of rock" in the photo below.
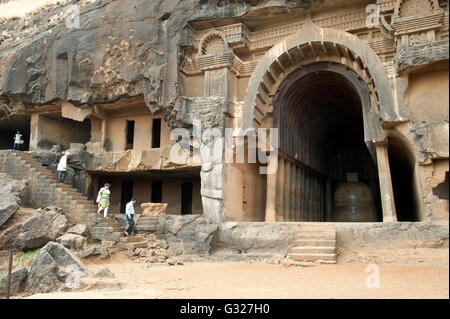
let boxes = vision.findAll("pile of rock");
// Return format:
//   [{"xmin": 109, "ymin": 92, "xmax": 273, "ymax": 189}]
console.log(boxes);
[
  {"xmin": 2, "ymin": 242, "xmax": 123, "ymax": 296},
  {"xmin": 56, "ymin": 224, "xmax": 88, "ymax": 251},
  {"xmin": 120, "ymin": 233, "xmax": 183, "ymax": 266}
]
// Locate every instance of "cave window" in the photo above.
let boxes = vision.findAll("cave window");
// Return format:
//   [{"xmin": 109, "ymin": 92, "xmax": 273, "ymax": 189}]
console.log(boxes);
[
  {"xmin": 126, "ymin": 120, "xmax": 135, "ymax": 150},
  {"xmin": 152, "ymin": 118, "xmax": 161, "ymax": 148}
]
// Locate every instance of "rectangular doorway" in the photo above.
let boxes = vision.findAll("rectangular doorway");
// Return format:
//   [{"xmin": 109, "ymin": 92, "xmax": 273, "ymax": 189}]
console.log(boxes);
[
  {"xmin": 120, "ymin": 181, "xmax": 134, "ymax": 213},
  {"xmin": 151, "ymin": 181, "xmax": 163, "ymax": 203},
  {"xmin": 181, "ymin": 182, "xmax": 193, "ymax": 214}
]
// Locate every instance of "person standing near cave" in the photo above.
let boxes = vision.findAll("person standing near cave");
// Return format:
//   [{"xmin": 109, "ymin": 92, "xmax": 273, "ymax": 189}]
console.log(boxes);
[
  {"xmin": 57, "ymin": 151, "xmax": 70, "ymax": 183},
  {"xmin": 124, "ymin": 198, "xmax": 137, "ymax": 237},
  {"xmin": 97, "ymin": 183, "xmax": 111, "ymax": 219},
  {"xmin": 12, "ymin": 130, "xmax": 22, "ymax": 150}
]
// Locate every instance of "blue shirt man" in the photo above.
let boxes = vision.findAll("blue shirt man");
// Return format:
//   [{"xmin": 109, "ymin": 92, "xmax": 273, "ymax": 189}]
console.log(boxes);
[{"xmin": 124, "ymin": 198, "xmax": 137, "ymax": 236}]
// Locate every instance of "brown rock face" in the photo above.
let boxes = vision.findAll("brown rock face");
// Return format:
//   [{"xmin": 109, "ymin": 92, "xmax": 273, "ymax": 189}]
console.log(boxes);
[{"xmin": 334, "ymin": 182, "xmax": 378, "ymax": 222}]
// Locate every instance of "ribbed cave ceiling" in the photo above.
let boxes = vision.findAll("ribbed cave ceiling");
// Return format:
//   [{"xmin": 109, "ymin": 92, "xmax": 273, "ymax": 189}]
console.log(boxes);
[{"xmin": 275, "ymin": 70, "xmax": 366, "ymax": 175}]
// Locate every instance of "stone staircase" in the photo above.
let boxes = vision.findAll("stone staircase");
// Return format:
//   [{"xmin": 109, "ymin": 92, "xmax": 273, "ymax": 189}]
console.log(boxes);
[
  {"xmin": 0, "ymin": 150, "xmax": 124, "ymax": 243},
  {"xmin": 134, "ymin": 214, "xmax": 159, "ymax": 233},
  {"xmin": 287, "ymin": 223, "xmax": 337, "ymax": 264},
  {"xmin": 118, "ymin": 235, "xmax": 149, "ymax": 250}
]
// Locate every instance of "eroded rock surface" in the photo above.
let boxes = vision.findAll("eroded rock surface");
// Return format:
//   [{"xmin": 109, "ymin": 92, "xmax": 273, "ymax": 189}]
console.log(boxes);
[
  {"xmin": 0, "ymin": 206, "xmax": 68, "ymax": 250},
  {"xmin": 0, "ymin": 173, "xmax": 27, "ymax": 229},
  {"xmin": 27, "ymin": 241, "xmax": 86, "ymax": 295},
  {"xmin": 157, "ymin": 214, "xmax": 218, "ymax": 255}
]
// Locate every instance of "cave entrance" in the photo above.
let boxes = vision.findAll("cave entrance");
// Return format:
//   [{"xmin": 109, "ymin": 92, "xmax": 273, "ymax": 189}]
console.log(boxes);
[
  {"xmin": 0, "ymin": 115, "xmax": 31, "ymax": 151},
  {"xmin": 388, "ymin": 137, "xmax": 419, "ymax": 221},
  {"xmin": 30, "ymin": 113, "xmax": 91, "ymax": 151},
  {"xmin": 120, "ymin": 181, "xmax": 134, "ymax": 214},
  {"xmin": 89, "ymin": 168, "xmax": 202, "ymax": 216},
  {"xmin": 270, "ymin": 63, "xmax": 382, "ymax": 222}
]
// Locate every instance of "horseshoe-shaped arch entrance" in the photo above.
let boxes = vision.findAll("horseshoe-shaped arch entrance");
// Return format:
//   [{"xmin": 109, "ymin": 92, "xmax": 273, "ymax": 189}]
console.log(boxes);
[{"xmin": 242, "ymin": 22, "xmax": 398, "ymax": 222}]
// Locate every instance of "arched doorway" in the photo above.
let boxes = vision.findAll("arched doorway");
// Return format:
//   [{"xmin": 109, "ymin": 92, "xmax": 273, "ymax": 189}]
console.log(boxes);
[
  {"xmin": 243, "ymin": 22, "xmax": 401, "ymax": 223},
  {"xmin": 388, "ymin": 137, "xmax": 419, "ymax": 221},
  {"xmin": 270, "ymin": 62, "xmax": 382, "ymax": 222}
]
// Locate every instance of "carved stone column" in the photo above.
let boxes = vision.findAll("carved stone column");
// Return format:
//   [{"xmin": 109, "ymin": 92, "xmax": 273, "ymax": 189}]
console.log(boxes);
[
  {"xmin": 264, "ymin": 159, "xmax": 277, "ymax": 222},
  {"xmin": 375, "ymin": 142, "xmax": 398, "ymax": 222}
]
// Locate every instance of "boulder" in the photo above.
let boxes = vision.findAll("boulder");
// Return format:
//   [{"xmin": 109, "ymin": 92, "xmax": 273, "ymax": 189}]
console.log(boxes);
[
  {"xmin": 0, "ymin": 268, "xmax": 28, "ymax": 296},
  {"xmin": 0, "ymin": 207, "xmax": 68, "ymax": 250},
  {"xmin": 157, "ymin": 214, "xmax": 218, "ymax": 256},
  {"xmin": 67, "ymin": 224, "xmax": 88, "ymax": 236},
  {"xmin": 140, "ymin": 203, "xmax": 168, "ymax": 215},
  {"xmin": 10, "ymin": 268, "xmax": 28, "ymax": 295},
  {"xmin": 27, "ymin": 242, "xmax": 86, "ymax": 295},
  {"xmin": 56, "ymin": 233, "xmax": 87, "ymax": 250},
  {"xmin": 29, "ymin": 151, "xmax": 58, "ymax": 167},
  {"xmin": 0, "ymin": 174, "xmax": 27, "ymax": 229}
]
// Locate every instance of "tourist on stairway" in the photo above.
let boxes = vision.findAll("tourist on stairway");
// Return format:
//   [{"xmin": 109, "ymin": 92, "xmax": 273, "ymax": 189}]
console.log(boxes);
[
  {"xmin": 57, "ymin": 151, "xmax": 70, "ymax": 183},
  {"xmin": 97, "ymin": 183, "xmax": 111, "ymax": 219},
  {"xmin": 124, "ymin": 198, "xmax": 137, "ymax": 237}
]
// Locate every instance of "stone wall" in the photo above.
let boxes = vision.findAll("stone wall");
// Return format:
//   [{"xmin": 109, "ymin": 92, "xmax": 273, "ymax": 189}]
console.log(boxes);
[{"xmin": 157, "ymin": 214, "xmax": 449, "ymax": 257}]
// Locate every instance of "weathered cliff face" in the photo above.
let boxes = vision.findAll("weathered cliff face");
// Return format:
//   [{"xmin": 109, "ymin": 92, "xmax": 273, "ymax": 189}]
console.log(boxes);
[{"xmin": 0, "ymin": 0, "xmax": 321, "ymax": 127}]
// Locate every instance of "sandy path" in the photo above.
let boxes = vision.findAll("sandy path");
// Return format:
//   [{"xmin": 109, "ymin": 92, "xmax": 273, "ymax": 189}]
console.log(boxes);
[{"xmin": 26, "ymin": 260, "xmax": 449, "ymax": 299}]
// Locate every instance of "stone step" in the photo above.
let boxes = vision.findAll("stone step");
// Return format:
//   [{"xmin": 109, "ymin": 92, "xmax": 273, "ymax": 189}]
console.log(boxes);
[
  {"xmin": 295, "ymin": 234, "xmax": 336, "ymax": 240},
  {"xmin": 119, "ymin": 241, "xmax": 148, "ymax": 249},
  {"xmin": 293, "ymin": 239, "xmax": 336, "ymax": 247},
  {"xmin": 136, "ymin": 216, "xmax": 159, "ymax": 221},
  {"xmin": 288, "ymin": 253, "xmax": 336, "ymax": 262},
  {"xmin": 296, "ymin": 228, "xmax": 335, "ymax": 233},
  {"xmin": 135, "ymin": 224, "xmax": 158, "ymax": 231},
  {"xmin": 289, "ymin": 246, "xmax": 336, "ymax": 254},
  {"xmin": 120, "ymin": 235, "xmax": 144, "ymax": 243}
]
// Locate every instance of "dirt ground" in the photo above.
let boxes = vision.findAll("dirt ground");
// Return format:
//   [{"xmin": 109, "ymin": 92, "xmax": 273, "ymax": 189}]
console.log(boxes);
[{"xmin": 25, "ymin": 254, "xmax": 449, "ymax": 299}]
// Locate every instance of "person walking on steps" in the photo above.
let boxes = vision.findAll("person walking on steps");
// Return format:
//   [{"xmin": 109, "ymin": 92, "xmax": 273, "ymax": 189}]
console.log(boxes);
[
  {"xmin": 97, "ymin": 183, "xmax": 111, "ymax": 219},
  {"xmin": 124, "ymin": 198, "xmax": 137, "ymax": 237},
  {"xmin": 13, "ymin": 130, "xmax": 22, "ymax": 150},
  {"xmin": 57, "ymin": 151, "xmax": 70, "ymax": 183}
]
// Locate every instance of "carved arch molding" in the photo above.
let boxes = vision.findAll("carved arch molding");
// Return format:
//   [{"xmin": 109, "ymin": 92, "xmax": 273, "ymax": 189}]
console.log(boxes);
[{"xmin": 243, "ymin": 23, "xmax": 410, "ymax": 142}]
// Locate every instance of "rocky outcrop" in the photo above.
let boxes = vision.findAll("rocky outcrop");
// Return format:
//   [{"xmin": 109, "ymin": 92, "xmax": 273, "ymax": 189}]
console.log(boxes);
[
  {"xmin": 0, "ymin": 207, "xmax": 68, "ymax": 250},
  {"xmin": 0, "ymin": 0, "xmax": 319, "ymax": 125},
  {"xmin": 27, "ymin": 241, "xmax": 86, "ymax": 295},
  {"xmin": 157, "ymin": 214, "xmax": 218, "ymax": 256},
  {"xmin": 0, "ymin": 173, "xmax": 27, "ymax": 229}
]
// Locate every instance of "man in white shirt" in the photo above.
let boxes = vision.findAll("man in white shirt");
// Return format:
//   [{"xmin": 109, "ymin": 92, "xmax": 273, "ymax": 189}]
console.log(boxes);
[
  {"xmin": 13, "ymin": 130, "xmax": 22, "ymax": 150},
  {"xmin": 57, "ymin": 151, "xmax": 70, "ymax": 183},
  {"xmin": 124, "ymin": 198, "xmax": 137, "ymax": 237}
]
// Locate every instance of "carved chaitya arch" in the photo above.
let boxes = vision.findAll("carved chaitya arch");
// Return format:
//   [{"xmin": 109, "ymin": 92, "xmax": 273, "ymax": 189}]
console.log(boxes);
[
  {"xmin": 242, "ymin": 21, "xmax": 401, "ymax": 133},
  {"xmin": 394, "ymin": 0, "xmax": 440, "ymax": 18},
  {"xmin": 197, "ymin": 30, "xmax": 230, "ymax": 56}
]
